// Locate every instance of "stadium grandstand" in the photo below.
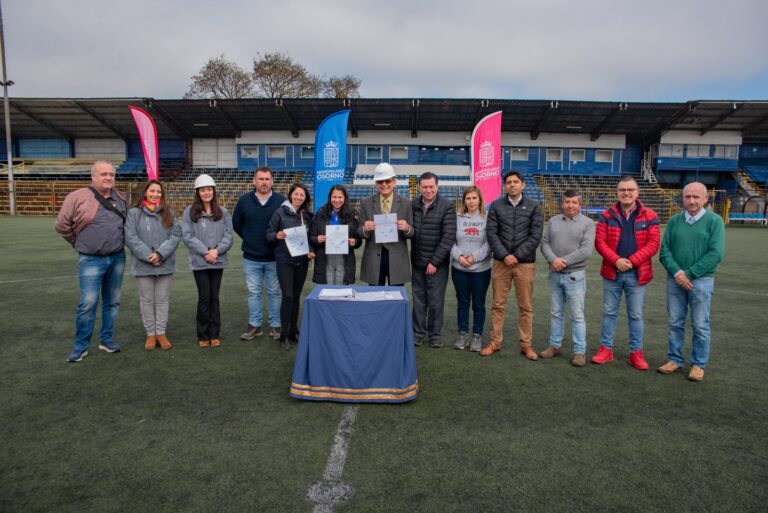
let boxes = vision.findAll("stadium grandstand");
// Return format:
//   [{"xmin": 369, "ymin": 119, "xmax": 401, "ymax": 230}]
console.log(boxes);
[{"xmin": 1, "ymin": 97, "xmax": 767, "ymax": 222}]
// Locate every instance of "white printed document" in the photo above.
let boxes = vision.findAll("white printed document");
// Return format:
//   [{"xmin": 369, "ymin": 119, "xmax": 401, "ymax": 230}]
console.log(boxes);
[
  {"xmin": 318, "ymin": 288, "xmax": 355, "ymax": 300},
  {"xmin": 284, "ymin": 226, "xmax": 309, "ymax": 256},
  {"xmin": 325, "ymin": 225, "xmax": 349, "ymax": 255},
  {"xmin": 374, "ymin": 213, "xmax": 398, "ymax": 244}
]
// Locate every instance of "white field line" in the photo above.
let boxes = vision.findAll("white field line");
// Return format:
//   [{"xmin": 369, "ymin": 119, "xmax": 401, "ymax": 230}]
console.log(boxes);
[{"xmin": 307, "ymin": 404, "xmax": 359, "ymax": 513}]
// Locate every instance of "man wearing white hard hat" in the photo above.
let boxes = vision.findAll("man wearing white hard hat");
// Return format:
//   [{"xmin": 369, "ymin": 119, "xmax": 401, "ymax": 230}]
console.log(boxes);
[{"xmin": 358, "ymin": 163, "xmax": 413, "ymax": 285}]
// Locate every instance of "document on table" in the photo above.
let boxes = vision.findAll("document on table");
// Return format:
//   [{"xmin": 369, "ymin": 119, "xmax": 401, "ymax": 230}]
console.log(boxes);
[
  {"xmin": 284, "ymin": 226, "xmax": 309, "ymax": 256},
  {"xmin": 318, "ymin": 288, "xmax": 355, "ymax": 300},
  {"xmin": 374, "ymin": 213, "xmax": 398, "ymax": 243},
  {"xmin": 325, "ymin": 225, "xmax": 349, "ymax": 255},
  {"xmin": 353, "ymin": 290, "xmax": 404, "ymax": 301}
]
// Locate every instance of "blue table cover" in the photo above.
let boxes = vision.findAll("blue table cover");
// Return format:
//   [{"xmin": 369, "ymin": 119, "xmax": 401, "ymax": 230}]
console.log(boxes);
[{"xmin": 290, "ymin": 285, "xmax": 419, "ymax": 403}]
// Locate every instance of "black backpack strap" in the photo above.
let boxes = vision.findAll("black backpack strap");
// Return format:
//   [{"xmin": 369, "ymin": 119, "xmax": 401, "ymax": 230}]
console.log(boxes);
[{"xmin": 89, "ymin": 186, "xmax": 126, "ymax": 223}]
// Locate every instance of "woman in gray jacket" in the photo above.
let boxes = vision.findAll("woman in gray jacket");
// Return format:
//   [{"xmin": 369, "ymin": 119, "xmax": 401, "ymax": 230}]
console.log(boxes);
[
  {"xmin": 182, "ymin": 174, "xmax": 234, "ymax": 348},
  {"xmin": 125, "ymin": 180, "xmax": 182, "ymax": 350}
]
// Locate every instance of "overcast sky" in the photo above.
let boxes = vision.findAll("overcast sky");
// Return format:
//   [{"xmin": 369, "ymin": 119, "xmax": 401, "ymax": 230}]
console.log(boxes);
[{"xmin": 4, "ymin": 0, "xmax": 767, "ymax": 101}]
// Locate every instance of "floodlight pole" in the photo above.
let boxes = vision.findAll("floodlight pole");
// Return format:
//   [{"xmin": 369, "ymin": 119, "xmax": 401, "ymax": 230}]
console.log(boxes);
[{"xmin": 0, "ymin": 0, "xmax": 15, "ymax": 216}]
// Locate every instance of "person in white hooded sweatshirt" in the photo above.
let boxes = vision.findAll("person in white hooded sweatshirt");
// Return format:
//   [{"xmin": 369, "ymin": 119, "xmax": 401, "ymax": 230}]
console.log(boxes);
[{"xmin": 450, "ymin": 186, "xmax": 492, "ymax": 352}]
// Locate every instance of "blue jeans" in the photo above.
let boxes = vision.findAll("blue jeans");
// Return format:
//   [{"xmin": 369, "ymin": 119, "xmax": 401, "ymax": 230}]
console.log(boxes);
[
  {"xmin": 666, "ymin": 275, "xmax": 714, "ymax": 368},
  {"xmin": 599, "ymin": 271, "xmax": 646, "ymax": 351},
  {"xmin": 451, "ymin": 267, "xmax": 491, "ymax": 335},
  {"xmin": 547, "ymin": 270, "xmax": 587, "ymax": 354},
  {"xmin": 243, "ymin": 259, "xmax": 281, "ymax": 328},
  {"xmin": 73, "ymin": 252, "xmax": 125, "ymax": 351}
]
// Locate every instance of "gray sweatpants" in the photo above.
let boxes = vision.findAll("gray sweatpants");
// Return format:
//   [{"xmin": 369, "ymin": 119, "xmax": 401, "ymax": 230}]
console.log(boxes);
[{"xmin": 136, "ymin": 274, "xmax": 173, "ymax": 336}]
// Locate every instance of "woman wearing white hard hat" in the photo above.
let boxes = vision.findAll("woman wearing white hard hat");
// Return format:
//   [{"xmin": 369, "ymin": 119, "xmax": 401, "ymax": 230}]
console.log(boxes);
[{"xmin": 182, "ymin": 174, "xmax": 234, "ymax": 348}]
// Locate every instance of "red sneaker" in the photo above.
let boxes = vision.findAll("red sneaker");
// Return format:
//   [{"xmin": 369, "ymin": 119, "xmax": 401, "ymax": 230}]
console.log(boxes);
[
  {"xmin": 628, "ymin": 350, "xmax": 649, "ymax": 371},
  {"xmin": 591, "ymin": 346, "xmax": 614, "ymax": 364}
]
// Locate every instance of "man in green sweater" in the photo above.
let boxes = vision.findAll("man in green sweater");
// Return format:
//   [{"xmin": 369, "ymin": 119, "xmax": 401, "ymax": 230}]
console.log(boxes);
[{"xmin": 658, "ymin": 182, "xmax": 725, "ymax": 382}]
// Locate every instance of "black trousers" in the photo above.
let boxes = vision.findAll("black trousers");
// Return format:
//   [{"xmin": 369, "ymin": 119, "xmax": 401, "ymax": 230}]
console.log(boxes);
[
  {"xmin": 193, "ymin": 269, "xmax": 223, "ymax": 340},
  {"xmin": 276, "ymin": 262, "xmax": 309, "ymax": 341},
  {"xmin": 377, "ymin": 247, "xmax": 403, "ymax": 286}
]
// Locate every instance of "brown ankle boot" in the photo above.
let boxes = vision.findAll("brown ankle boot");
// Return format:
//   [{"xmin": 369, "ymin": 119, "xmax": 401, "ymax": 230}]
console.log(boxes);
[
  {"xmin": 156, "ymin": 334, "xmax": 172, "ymax": 350},
  {"xmin": 144, "ymin": 336, "xmax": 157, "ymax": 351}
]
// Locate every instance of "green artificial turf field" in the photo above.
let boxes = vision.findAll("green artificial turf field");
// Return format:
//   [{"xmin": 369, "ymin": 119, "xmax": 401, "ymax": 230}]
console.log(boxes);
[{"xmin": 1, "ymin": 217, "xmax": 766, "ymax": 513}]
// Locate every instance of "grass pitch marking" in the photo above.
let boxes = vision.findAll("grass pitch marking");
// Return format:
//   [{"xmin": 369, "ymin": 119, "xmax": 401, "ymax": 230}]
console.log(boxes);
[{"xmin": 307, "ymin": 404, "xmax": 359, "ymax": 513}]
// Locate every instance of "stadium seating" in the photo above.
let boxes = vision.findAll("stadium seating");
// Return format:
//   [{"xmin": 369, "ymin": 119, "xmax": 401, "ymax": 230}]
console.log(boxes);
[{"xmin": 1, "ymin": 158, "xmax": 124, "ymax": 178}]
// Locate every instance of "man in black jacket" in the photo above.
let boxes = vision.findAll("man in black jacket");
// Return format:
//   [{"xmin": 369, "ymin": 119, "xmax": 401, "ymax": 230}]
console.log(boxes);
[
  {"xmin": 482, "ymin": 171, "xmax": 543, "ymax": 360},
  {"xmin": 411, "ymin": 172, "xmax": 457, "ymax": 348},
  {"xmin": 232, "ymin": 167, "xmax": 286, "ymax": 342}
]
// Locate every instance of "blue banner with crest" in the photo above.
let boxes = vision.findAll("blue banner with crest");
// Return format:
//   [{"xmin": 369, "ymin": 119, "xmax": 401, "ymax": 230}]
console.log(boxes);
[{"xmin": 313, "ymin": 110, "xmax": 350, "ymax": 213}]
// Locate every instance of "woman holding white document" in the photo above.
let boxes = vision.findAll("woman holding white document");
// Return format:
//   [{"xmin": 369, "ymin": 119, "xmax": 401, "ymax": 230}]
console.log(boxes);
[
  {"xmin": 266, "ymin": 183, "xmax": 315, "ymax": 351},
  {"xmin": 309, "ymin": 184, "xmax": 362, "ymax": 285}
]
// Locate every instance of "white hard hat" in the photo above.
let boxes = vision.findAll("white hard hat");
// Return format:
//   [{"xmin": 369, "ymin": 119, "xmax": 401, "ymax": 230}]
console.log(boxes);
[
  {"xmin": 194, "ymin": 174, "xmax": 216, "ymax": 189},
  {"xmin": 373, "ymin": 162, "xmax": 396, "ymax": 182}
]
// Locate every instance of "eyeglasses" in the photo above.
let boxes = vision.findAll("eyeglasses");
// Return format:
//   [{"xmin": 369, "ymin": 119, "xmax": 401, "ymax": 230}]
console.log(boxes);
[
  {"xmin": 617, "ymin": 188, "xmax": 637, "ymax": 193},
  {"xmin": 375, "ymin": 178, "xmax": 395, "ymax": 185}
]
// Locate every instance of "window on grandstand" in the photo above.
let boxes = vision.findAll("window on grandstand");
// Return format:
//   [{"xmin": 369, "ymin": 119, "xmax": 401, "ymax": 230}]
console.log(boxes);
[
  {"xmin": 595, "ymin": 149, "xmax": 613, "ymax": 163},
  {"xmin": 569, "ymin": 149, "xmax": 585, "ymax": 162},
  {"xmin": 240, "ymin": 146, "xmax": 258, "ymax": 159},
  {"xmin": 389, "ymin": 146, "xmax": 408, "ymax": 160},
  {"xmin": 546, "ymin": 149, "xmax": 562, "ymax": 162},
  {"xmin": 657, "ymin": 144, "xmax": 683, "ymax": 158},
  {"xmin": 367, "ymin": 146, "xmax": 382, "ymax": 160},
  {"xmin": 300, "ymin": 146, "xmax": 314, "ymax": 159},
  {"xmin": 714, "ymin": 145, "xmax": 738, "ymax": 158},
  {"xmin": 268, "ymin": 146, "xmax": 286, "ymax": 159},
  {"xmin": 510, "ymin": 148, "xmax": 529, "ymax": 161},
  {"xmin": 687, "ymin": 144, "xmax": 710, "ymax": 158}
]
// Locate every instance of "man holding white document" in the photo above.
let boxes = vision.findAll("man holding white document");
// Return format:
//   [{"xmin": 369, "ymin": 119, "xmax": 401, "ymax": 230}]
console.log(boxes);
[{"xmin": 358, "ymin": 163, "xmax": 413, "ymax": 286}]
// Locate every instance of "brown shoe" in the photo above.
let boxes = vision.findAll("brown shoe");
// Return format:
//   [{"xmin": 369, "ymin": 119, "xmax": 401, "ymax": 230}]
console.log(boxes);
[
  {"xmin": 144, "ymin": 336, "xmax": 157, "ymax": 351},
  {"xmin": 521, "ymin": 347, "xmax": 539, "ymax": 361},
  {"xmin": 571, "ymin": 354, "xmax": 586, "ymax": 367},
  {"xmin": 156, "ymin": 334, "xmax": 172, "ymax": 350},
  {"xmin": 240, "ymin": 325, "xmax": 263, "ymax": 340},
  {"xmin": 539, "ymin": 346, "xmax": 562, "ymax": 359},
  {"xmin": 657, "ymin": 361, "xmax": 682, "ymax": 374},
  {"xmin": 688, "ymin": 365, "xmax": 704, "ymax": 382},
  {"xmin": 479, "ymin": 341, "xmax": 501, "ymax": 356},
  {"xmin": 198, "ymin": 340, "xmax": 210, "ymax": 347},
  {"xmin": 210, "ymin": 339, "xmax": 221, "ymax": 347}
]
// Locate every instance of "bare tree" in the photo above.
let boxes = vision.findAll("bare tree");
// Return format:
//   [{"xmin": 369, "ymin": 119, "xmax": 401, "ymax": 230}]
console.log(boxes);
[
  {"xmin": 252, "ymin": 52, "xmax": 324, "ymax": 98},
  {"xmin": 323, "ymin": 75, "xmax": 362, "ymax": 99},
  {"xmin": 184, "ymin": 55, "xmax": 254, "ymax": 99}
]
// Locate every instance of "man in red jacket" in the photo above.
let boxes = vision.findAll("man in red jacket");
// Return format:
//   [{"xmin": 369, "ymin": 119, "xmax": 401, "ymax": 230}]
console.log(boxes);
[{"xmin": 592, "ymin": 176, "xmax": 660, "ymax": 370}]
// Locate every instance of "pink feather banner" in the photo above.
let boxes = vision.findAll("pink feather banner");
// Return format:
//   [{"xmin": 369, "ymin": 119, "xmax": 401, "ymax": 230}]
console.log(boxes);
[
  {"xmin": 129, "ymin": 105, "xmax": 160, "ymax": 181},
  {"xmin": 471, "ymin": 110, "xmax": 503, "ymax": 205}
]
